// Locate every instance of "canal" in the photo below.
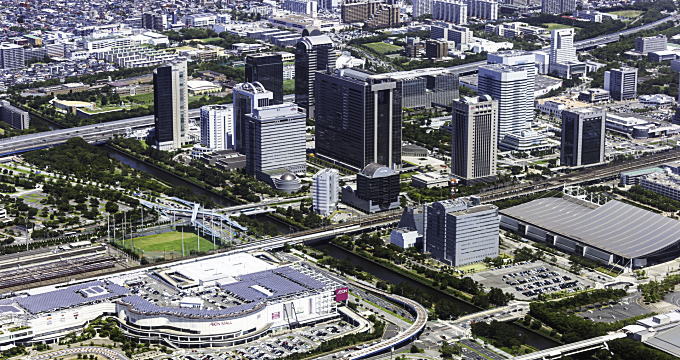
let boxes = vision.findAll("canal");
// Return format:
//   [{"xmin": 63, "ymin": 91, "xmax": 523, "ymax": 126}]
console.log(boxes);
[
  {"xmin": 104, "ymin": 145, "xmax": 299, "ymax": 234},
  {"xmin": 313, "ymin": 242, "xmax": 561, "ymax": 350},
  {"xmin": 106, "ymin": 145, "xmax": 236, "ymax": 207}
]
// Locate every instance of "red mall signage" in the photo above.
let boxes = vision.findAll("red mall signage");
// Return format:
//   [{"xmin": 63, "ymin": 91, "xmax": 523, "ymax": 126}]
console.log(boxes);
[{"xmin": 334, "ymin": 287, "xmax": 349, "ymax": 302}]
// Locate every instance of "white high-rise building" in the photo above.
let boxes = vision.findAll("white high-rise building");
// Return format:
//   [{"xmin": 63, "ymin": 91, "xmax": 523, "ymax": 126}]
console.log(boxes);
[
  {"xmin": 283, "ymin": 0, "xmax": 319, "ymax": 16},
  {"xmin": 318, "ymin": 0, "xmax": 338, "ymax": 10},
  {"xmin": 487, "ymin": 50, "xmax": 536, "ymax": 99},
  {"xmin": 468, "ymin": 0, "xmax": 498, "ymax": 20},
  {"xmin": 200, "ymin": 105, "xmax": 234, "ymax": 150},
  {"xmin": 312, "ymin": 168, "xmax": 339, "ymax": 216},
  {"xmin": 233, "ymin": 82, "xmax": 274, "ymax": 153},
  {"xmin": 244, "ymin": 103, "xmax": 307, "ymax": 178},
  {"xmin": 432, "ymin": 0, "xmax": 467, "ymax": 25},
  {"xmin": 451, "ymin": 95, "xmax": 498, "ymax": 183},
  {"xmin": 424, "ymin": 198, "xmax": 499, "ymax": 266},
  {"xmin": 549, "ymin": 28, "xmax": 577, "ymax": 65},
  {"xmin": 478, "ymin": 64, "xmax": 532, "ymax": 142},
  {"xmin": 413, "ymin": 0, "xmax": 433, "ymax": 18},
  {"xmin": 0, "ymin": 43, "xmax": 25, "ymax": 69},
  {"xmin": 541, "ymin": 0, "xmax": 576, "ymax": 15},
  {"xmin": 604, "ymin": 67, "xmax": 638, "ymax": 101}
]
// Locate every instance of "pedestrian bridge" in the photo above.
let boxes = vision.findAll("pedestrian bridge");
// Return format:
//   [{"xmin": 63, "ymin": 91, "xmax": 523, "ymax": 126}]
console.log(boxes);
[{"xmin": 512, "ymin": 332, "xmax": 627, "ymax": 360}]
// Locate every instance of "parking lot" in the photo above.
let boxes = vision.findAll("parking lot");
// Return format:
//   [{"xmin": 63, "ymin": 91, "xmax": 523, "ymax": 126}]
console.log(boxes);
[
  {"xmin": 471, "ymin": 261, "xmax": 594, "ymax": 300},
  {"xmin": 579, "ymin": 294, "xmax": 651, "ymax": 323},
  {"xmin": 179, "ymin": 320, "xmax": 355, "ymax": 360}
]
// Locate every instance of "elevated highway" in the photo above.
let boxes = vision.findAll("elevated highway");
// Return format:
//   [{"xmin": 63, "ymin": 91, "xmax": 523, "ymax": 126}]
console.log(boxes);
[
  {"xmin": 0, "ymin": 109, "xmax": 199, "ymax": 157},
  {"xmin": 446, "ymin": 14, "xmax": 678, "ymax": 76},
  {"xmin": 0, "ymin": 15, "xmax": 676, "ymax": 157},
  {"xmin": 343, "ymin": 281, "xmax": 428, "ymax": 360}
]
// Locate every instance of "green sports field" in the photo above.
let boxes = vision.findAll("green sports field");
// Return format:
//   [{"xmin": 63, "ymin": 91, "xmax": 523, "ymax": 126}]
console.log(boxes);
[
  {"xmin": 118, "ymin": 231, "xmax": 215, "ymax": 255},
  {"xmin": 606, "ymin": 10, "xmax": 643, "ymax": 18},
  {"xmin": 363, "ymin": 42, "xmax": 403, "ymax": 55},
  {"xmin": 542, "ymin": 23, "xmax": 576, "ymax": 31}
]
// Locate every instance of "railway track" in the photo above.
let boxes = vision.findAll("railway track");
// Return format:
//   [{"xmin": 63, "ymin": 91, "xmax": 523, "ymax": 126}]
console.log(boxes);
[{"xmin": 480, "ymin": 149, "xmax": 680, "ymax": 202}]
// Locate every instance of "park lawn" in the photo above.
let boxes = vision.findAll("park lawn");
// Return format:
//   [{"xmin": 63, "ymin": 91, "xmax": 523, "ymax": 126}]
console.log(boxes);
[
  {"xmin": 198, "ymin": 37, "xmax": 223, "ymax": 43},
  {"xmin": 363, "ymin": 42, "xmax": 403, "ymax": 55},
  {"xmin": 456, "ymin": 262, "xmax": 488, "ymax": 274},
  {"xmin": 542, "ymin": 23, "xmax": 576, "ymax": 31},
  {"xmin": 123, "ymin": 231, "xmax": 214, "ymax": 253},
  {"xmin": 123, "ymin": 92, "xmax": 154, "ymax": 105},
  {"xmin": 606, "ymin": 10, "xmax": 643, "ymax": 18}
]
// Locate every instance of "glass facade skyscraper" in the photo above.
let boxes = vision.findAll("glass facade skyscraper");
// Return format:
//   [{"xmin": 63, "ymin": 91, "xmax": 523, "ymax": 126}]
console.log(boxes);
[
  {"xmin": 245, "ymin": 53, "xmax": 284, "ymax": 105},
  {"xmin": 314, "ymin": 69, "xmax": 402, "ymax": 172},
  {"xmin": 560, "ymin": 108, "xmax": 606, "ymax": 167},
  {"xmin": 295, "ymin": 35, "xmax": 336, "ymax": 119}
]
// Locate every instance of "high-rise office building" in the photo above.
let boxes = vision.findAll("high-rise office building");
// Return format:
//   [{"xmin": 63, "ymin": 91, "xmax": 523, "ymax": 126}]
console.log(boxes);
[
  {"xmin": 153, "ymin": 59, "xmax": 189, "ymax": 150},
  {"xmin": 451, "ymin": 95, "xmax": 498, "ymax": 183},
  {"xmin": 432, "ymin": 0, "xmax": 467, "ymax": 24},
  {"xmin": 468, "ymin": 0, "xmax": 498, "ymax": 21},
  {"xmin": 672, "ymin": 60, "xmax": 680, "ymax": 124},
  {"xmin": 295, "ymin": 35, "xmax": 335, "ymax": 119},
  {"xmin": 431, "ymin": 22, "xmax": 472, "ymax": 45},
  {"xmin": 319, "ymin": 0, "xmax": 339, "ymax": 10},
  {"xmin": 244, "ymin": 103, "xmax": 307, "ymax": 186},
  {"xmin": 549, "ymin": 28, "xmax": 577, "ymax": 64},
  {"xmin": 283, "ymin": 0, "xmax": 318, "ymax": 16},
  {"xmin": 200, "ymin": 105, "xmax": 234, "ymax": 150},
  {"xmin": 391, "ymin": 68, "xmax": 459, "ymax": 109},
  {"xmin": 342, "ymin": 163, "xmax": 400, "ymax": 213},
  {"xmin": 560, "ymin": 108, "xmax": 606, "ymax": 167},
  {"xmin": 413, "ymin": 0, "xmax": 433, "ymax": 18},
  {"xmin": 425, "ymin": 39, "xmax": 448, "ymax": 59},
  {"xmin": 341, "ymin": 0, "xmax": 401, "ymax": 28},
  {"xmin": 541, "ymin": 0, "xmax": 575, "ymax": 14},
  {"xmin": 141, "ymin": 12, "xmax": 169, "ymax": 31},
  {"xmin": 245, "ymin": 53, "xmax": 284, "ymax": 104},
  {"xmin": 635, "ymin": 35, "xmax": 667, "ymax": 55},
  {"xmin": 478, "ymin": 64, "xmax": 531, "ymax": 142},
  {"xmin": 0, "ymin": 43, "xmax": 25, "ymax": 69},
  {"xmin": 487, "ymin": 50, "xmax": 536, "ymax": 99},
  {"xmin": 604, "ymin": 67, "xmax": 638, "ymax": 101},
  {"xmin": 314, "ymin": 68, "xmax": 402, "ymax": 171},
  {"xmin": 312, "ymin": 168, "xmax": 340, "ymax": 216},
  {"xmin": 424, "ymin": 198, "xmax": 499, "ymax": 266},
  {"xmin": 232, "ymin": 82, "xmax": 274, "ymax": 153},
  {"xmin": 549, "ymin": 28, "xmax": 585, "ymax": 79}
]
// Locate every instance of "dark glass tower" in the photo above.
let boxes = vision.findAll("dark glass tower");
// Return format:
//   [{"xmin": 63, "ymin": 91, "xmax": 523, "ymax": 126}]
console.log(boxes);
[
  {"xmin": 560, "ymin": 108, "xmax": 605, "ymax": 167},
  {"xmin": 356, "ymin": 163, "xmax": 400, "ymax": 210},
  {"xmin": 314, "ymin": 68, "xmax": 402, "ymax": 172},
  {"xmin": 153, "ymin": 60, "xmax": 188, "ymax": 150},
  {"xmin": 295, "ymin": 35, "xmax": 336, "ymax": 119},
  {"xmin": 245, "ymin": 53, "xmax": 284, "ymax": 105}
]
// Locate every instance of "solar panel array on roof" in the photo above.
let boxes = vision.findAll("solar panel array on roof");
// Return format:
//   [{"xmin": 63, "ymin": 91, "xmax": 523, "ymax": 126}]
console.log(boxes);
[
  {"xmin": 221, "ymin": 268, "xmax": 308, "ymax": 302},
  {"xmin": 0, "ymin": 305, "xmax": 21, "ymax": 314},
  {"xmin": 119, "ymin": 295, "xmax": 262, "ymax": 319},
  {"xmin": 80, "ymin": 285, "xmax": 107, "ymax": 298},
  {"xmin": 275, "ymin": 267, "xmax": 326, "ymax": 290},
  {"xmin": 501, "ymin": 197, "xmax": 680, "ymax": 259},
  {"xmin": 16, "ymin": 281, "xmax": 128, "ymax": 314}
]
